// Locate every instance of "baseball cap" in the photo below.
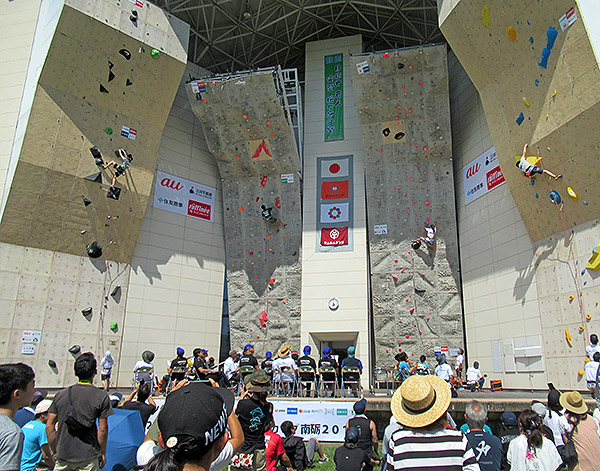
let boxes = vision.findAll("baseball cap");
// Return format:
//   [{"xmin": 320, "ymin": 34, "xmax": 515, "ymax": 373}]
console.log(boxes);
[
  {"xmin": 353, "ymin": 398, "xmax": 367, "ymax": 414},
  {"xmin": 177, "ymin": 347, "xmax": 185, "ymax": 356},
  {"xmin": 32, "ymin": 390, "xmax": 48, "ymax": 407},
  {"xmin": 531, "ymin": 401, "xmax": 548, "ymax": 419},
  {"xmin": 34, "ymin": 399, "xmax": 52, "ymax": 415},
  {"xmin": 244, "ymin": 344, "xmax": 254, "ymax": 352},
  {"xmin": 158, "ymin": 383, "xmax": 233, "ymax": 450},
  {"xmin": 345, "ymin": 426, "xmax": 360, "ymax": 444},
  {"xmin": 266, "ymin": 351, "xmax": 272, "ymax": 358},
  {"xmin": 323, "ymin": 347, "xmax": 331, "ymax": 357},
  {"xmin": 304, "ymin": 345, "xmax": 311, "ymax": 354},
  {"xmin": 500, "ymin": 411, "xmax": 517, "ymax": 427}
]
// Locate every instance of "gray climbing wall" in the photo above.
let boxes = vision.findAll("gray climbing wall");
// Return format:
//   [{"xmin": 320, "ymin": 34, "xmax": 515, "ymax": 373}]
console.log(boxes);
[
  {"xmin": 350, "ymin": 45, "xmax": 463, "ymax": 365},
  {"xmin": 187, "ymin": 70, "xmax": 302, "ymax": 353},
  {"xmin": 0, "ymin": 0, "xmax": 188, "ymax": 263}
]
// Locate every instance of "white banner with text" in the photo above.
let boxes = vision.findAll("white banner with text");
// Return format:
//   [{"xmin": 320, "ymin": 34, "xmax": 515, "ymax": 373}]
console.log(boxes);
[{"xmin": 153, "ymin": 171, "xmax": 216, "ymax": 222}]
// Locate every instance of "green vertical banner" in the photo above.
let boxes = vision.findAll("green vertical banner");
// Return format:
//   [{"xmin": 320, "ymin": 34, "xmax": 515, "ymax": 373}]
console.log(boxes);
[{"xmin": 324, "ymin": 53, "xmax": 344, "ymax": 141}]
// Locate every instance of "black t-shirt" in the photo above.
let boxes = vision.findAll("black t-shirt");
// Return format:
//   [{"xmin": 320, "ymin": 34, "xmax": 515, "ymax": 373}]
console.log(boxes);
[
  {"xmin": 236, "ymin": 397, "xmax": 273, "ymax": 453},
  {"xmin": 319, "ymin": 357, "xmax": 339, "ymax": 370},
  {"xmin": 262, "ymin": 359, "xmax": 274, "ymax": 370},
  {"xmin": 48, "ymin": 384, "xmax": 113, "ymax": 462},
  {"xmin": 465, "ymin": 430, "xmax": 503, "ymax": 471},
  {"xmin": 298, "ymin": 355, "xmax": 316, "ymax": 379},
  {"xmin": 240, "ymin": 354, "xmax": 259, "ymax": 369},
  {"xmin": 348, "ymin": 416, "xmax": 373, "ymax": 451},
  {"xmin": 194, "ymin": 357, "xmax": 208, "ymax": 380},
  {"xmin": 170, "ymin": 356, "xmax": 188, "ymax": 370},
  {"xmin": 334, "ymin": 444, "xmax": 370, "ymax": 471},
  {"xmin": 121, "ymin": 400, "xmax": 157, "ymax": 426}
]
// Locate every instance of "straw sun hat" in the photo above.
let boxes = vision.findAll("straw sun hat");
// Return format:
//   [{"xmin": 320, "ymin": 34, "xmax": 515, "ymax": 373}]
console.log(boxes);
[
  {"xmin": 278, "ymin": 344, "xmax": 292, "ymax": 358},
  {"xmin": 560, "ymin": 390, "xmax": 588, "ymax": 415},
  {"xmin": 391, "ymin": 375, "xmax": 452, "ymax": 428}
]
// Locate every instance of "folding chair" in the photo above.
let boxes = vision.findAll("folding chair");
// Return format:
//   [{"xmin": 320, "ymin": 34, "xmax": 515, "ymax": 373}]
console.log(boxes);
[
  {"xmin": 167, "ymin": 365, "xmax": 188, "ymax": 393},
  {"xmin": 297, "ymin": 366, "xmax": 317, "ymax": 397},
  {"xmin": 341, "ymin": 366, "xmax": 362, "ymax": 397},
  {"xmin": 238, "ymin": 366, "xmax": 256, "ymax": 394},
  {"xmin": 133, "ymin": 366, "xmax": 154, "ymax": 388},
  {"xmin": 318, "ymin": 366, "xmax": 337, "ymax": 398},
  {"xmin": 275, "ymin": 366, "xmax": 296, "ymax": 397},
  {"xmin": 371, "ymin": 367, "xmax": 389, "ymax": 395}
]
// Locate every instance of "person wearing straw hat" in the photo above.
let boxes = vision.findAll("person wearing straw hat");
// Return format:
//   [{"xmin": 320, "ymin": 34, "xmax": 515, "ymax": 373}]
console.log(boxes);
[
  {"xmin": 561, "ymin": 390, "xmax": 600, "ymax": 470},
  {"xmin": 386, "ymin": 375, "xmax": 480, "ymax": 471},
  {"xmin": 272, "ymin": 345, "xmax": 297, "ymax": 396}
]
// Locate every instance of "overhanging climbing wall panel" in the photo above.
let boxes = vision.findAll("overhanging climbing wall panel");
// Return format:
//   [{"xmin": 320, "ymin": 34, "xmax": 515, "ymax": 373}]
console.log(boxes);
[
  {"xmin": 0, "ymin": 0, "xmax": 188, "ymax": 263},
  {"xmin": 187, "ymin": 70, "xmax": 302, "ymax": 351},
  {"xmin": 350, "ymin": 45, "xmax": 463, "ymax": 366},
  {"xmin": 440, "ymin": 0, "xmax": 600, "ymax": 242}
]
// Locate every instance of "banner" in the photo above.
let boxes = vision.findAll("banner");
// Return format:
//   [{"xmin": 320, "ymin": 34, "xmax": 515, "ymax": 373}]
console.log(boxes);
[
  {"xmin": 321, "ymin": 158, "xmax": 349, "ymax": 178},
  {"xmin": 153, "ymin": 171, "xmax": 216, "ymax": 222},
  {"xmin": 324, "ymin": 54, "xmax": 344, "ymax": 142},
  {"xmin": 321, "ymin": 180, "xmax": 349, "ymax": 200},
  {"xmin": 463, "ymin": 146, "xmax": 505, "ymax": 205},
  {"xmin": 320, "ymin": 203, "xmax": 350, "ymax": 223},
  {"xmin": 320, "ymin": 227, "xmax": 348, "ymax": 246}
]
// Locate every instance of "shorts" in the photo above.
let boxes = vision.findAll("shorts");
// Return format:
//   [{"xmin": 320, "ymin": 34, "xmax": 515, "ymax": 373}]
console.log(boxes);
[
  {"xmin": 101, "ymin": 374, "xmax": 111, "ymax": 381},
  {"xmin": 527, "ymin": 166, "xmax": 543, "ymax": 175},
  {"xmin": 266, "ymin": 216, "xmax": 276, "ymax": 223},
  {"xmin": 115, "ymin": 165, "xmax": 125, "ymax": 176},
  {"xmin": 54, "ymin": 458, "xmax": 100, "ymax": 471}
]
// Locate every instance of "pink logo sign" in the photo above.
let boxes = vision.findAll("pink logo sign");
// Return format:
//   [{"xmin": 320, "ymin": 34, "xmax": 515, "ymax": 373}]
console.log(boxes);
[{"xmin": 188, "ymin": 200, "xmax": 211, "ymax": 220}]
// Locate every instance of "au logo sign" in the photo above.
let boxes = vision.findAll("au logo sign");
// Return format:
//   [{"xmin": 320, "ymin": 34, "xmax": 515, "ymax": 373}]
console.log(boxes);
[{"xmin": 249, "ymin": 139, "xmax": 273, "ymax": 161}]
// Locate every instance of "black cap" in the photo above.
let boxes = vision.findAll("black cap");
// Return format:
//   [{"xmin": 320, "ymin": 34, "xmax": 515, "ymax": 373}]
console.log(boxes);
[{"xmin": 158, "ymin": 383, "xmax": 233, "ymax": 449}]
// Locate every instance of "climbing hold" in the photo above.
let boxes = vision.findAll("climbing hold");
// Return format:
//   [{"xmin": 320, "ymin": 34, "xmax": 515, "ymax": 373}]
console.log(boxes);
[
  {"xmin": 249, "ymin": 251, "xmax": 254, "ymax": 255},
  {"xmin": 506, "ymin": 26, "xmax": 517, "ymax": 41},
  {"xmin": 105, "ymin": 127, "xmax": 113, "ymax": 135},
  {"xmin": 69, "ymin": 345, "xmax": 81, "ymax": 355},
  {"xmin": 411, "ymin": 241, "xmax": 421, "ymax": 250},
  {"xmin": 523, "ymin": 97, "xmax": 531, "ymax": 106},
  {"xmin": 394, "ymin": 259, "xmax": 398, "ymax": 263},
  {"xmin": 579, "ymin": 326, "xmax": 585, "ymax": 333},
  {"xmin": 546, "ymin": 26, "xmax": 558, "ymax": 49},
  {"xmin": 578, "ymin": 370, "xmax": 584, "ymax": 377},
  {"xmin": 86, "ymin": 241, "xmax": 102, "ymax": 258},
  {"xmin": 426, "ymin": 317, "xmax": 430, "ymax": 321},
  {"xmin": 425, "ymin": 201, "xmax": 430, "ymax": 206},
  {"xmin": 481, "ymin": 2, "xmax": 490, "ymax": 28},
  {"xmin": 100, "ymin": 84, "xmax": 109, "ymax": 93},
  {"xmin": 550, "ymin": 191, "xmax": 561, "ymax": 205},
  {"xmin": 82, "ymin": 195, "xmax": 92, "ymax": 206},
  {"xmin": 567, "ymin": 187, "xmax": 578, "ymax": 199},
  {"xmin": 538, "ymin": 47, "xmax": 551, "ymax": 68},
  {"xmin": 259, "ymin": 311, "xmax": 268, "ymax": 328},
  {"xmin": 566, "ymin": 328, "xmax": 573, "ymax": 347},
  {"xmin": 110, "ymin": 285, "xmax": 121, "ymax": 298},
  {"xmin": 587, "ymin": 314, "xmax": 592, "ymax": 321},
  {"xmin": 409, "ymin": 307, "xmax": 414, "ymax": 313},
  {"xmin": 261, "ymin": 176, "xmax": 268, "ymax": 187},
  {"xmin": 415, "ymin": 287, "xmax": 425, "ymax": 293},
  {"xmin": 400, "ymin": 269, "xmax": 405, "ymax": 273},
  {"xmin": 529, "ymin": 36, "xmax": 534, "ymax": 44},
  {"xmin": 266, "ymin": 236, "xmax": 271, "ymax": 241},
  {"xmin": 110, "ymin": 321, "xmax": 118, "ymax": 331},
  {"xmin": 268, "ymin": 278, "xmax": 276, "ymax": 285},
  {"xmin": 535, "ymin": 79, "xmax": 540, "ymax": 86},
  {"xmin": 108, "ymin": 70, "xmax": 116, "ymax": 82},
  {"xmin": 151, "ymin": 49, "xmax": 160, "ymax": 59},
  {"xmin": 569, "ymin": 295, "xmax": 574, "ymax": 302},
  {"xmin": 585, "ymin": 358, "xmax": 591, "ymax": 363},
  {"xmin": 530, "ymin": 180, "xmax": 535, "ymax": 186},
  {"xmin": 392, "ymin": 274, "xmax": 399, "ymax": 281},
  {"xmin": 126, "ymin": 79, "xmax": 133, "ymax": 86},
  {"xmin": 383, "ymin": 52, "xmax": 390, "ymax": 58},
  {"xmin": 48, "ymin": 360, "xmax": 57, "ymax": 369},
  {"xmin": 107, "ymin": 186, "xmax": 121, "ymax": 200},
  {"xmin": 240, "ymin": 206, "xmax": 245, "ymax": 211},
  {"xmin": 583, "ymin": 201, "xmax": 589, "ymax": 205},
  {"xmin": 516, "ymin": 112, "xmax": 525, "ymax": 126},
  {"xmin": 81, "ymin": 307, "xmax": 92, "ymax": 317},
  {"xmin": 536, "ymin": 193, "xmax": 539, "ymax": 199},
  {"xmin": 406, "ymin": 335, "xmax": 410, "ymax": 339}
]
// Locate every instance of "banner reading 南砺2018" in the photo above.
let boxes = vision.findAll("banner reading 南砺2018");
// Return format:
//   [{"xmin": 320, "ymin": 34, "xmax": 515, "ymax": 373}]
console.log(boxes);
[
  {"xmin": 324, "ymin": 54, "xmax": 344, "ymax": 141},
  {"xmin": 153, "ymin": 170, "xmax": 216, "ymax": 222},
  {"xmin": 463, "ymin": 146, "xmax": 505, "ymax": 205},
  {"xmin": 272, "ymin": 400, "xmax": 354, "ymax": 442}
]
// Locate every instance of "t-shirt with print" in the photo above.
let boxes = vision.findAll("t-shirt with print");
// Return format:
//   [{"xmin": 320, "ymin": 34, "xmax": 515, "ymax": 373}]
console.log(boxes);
[
  {"xmin": 49, "ymin": 384, "xmax": 113, "ymax": 462},
  {"xmin": 21, "ymin": 420, "xmax": 48, "ymax": 471},
  {"xmin": 0, "ymin": 412, "xmax": 23, "ymax": 471},
  {"xmin": 121, "ymin": 401, "xmax": 157, "ymax": 426},
  {"xmin": 265, "ymin": 429, "xmax": 286, "ymax": 471},
  {"xmin": 236, "ymin": 397, "xmax": 272, "ymax": 453},
  {"xmin": 466, "ymin": 430, "xmax": 502, "ymax": 471}
]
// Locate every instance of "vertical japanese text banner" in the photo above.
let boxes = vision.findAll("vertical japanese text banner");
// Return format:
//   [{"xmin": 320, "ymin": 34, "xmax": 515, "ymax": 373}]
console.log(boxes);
[{"xmin": 324, "ymin": 54, "xmax": 344, "ymax": 142}]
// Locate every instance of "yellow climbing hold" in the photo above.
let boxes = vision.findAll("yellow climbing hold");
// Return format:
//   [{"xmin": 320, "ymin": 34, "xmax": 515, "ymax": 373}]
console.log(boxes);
[
  {"xmin": 569, "ymin": 295, "xmax": 574, "ymax": 302},
  {"xmin": 587, "ymin": 314, "xmax": 592, "ymax": 321},
  {"xmin": 586, "ymin": 243, "xmax": 600, "ymax": 271},
  {"xmin": 579, "ymin": 325, "xmax": 585, "ymax": 333},
  {"xmin": 552, "ymin": 90, "xmax": 557, "ymax": 97},
  {"xmin": 523, "ymin": 97, "xmax": 531, "ymax": 106},
  {"xmin": 585, "ymin": 357, "xmax": 591, "ymax": 363},
  {"xmin": 578, "ymin": 369, "xmax": 584, "ymax": 377},
  {"xmin": 506, "ymin": 26, "xmax": 517, "ymax": 41},
  {"xmin": 567, "ymin": 187, "xmax": 578, "ymax": 199},
  {"xmin": 481, "ymin": 2, "xmax": 490, "ymax": 28},
  {"xmin": 566, "ymin": 328, "xmax": 573, "ymax": 347}
]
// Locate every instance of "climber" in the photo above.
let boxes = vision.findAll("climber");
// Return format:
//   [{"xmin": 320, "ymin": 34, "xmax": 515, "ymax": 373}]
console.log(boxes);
[
  {"xmin": 103, "ymin": 148, "xmax": 134, "ymax": 186},
  {"xmin": 516, "ymin": 143, "xmax": 561, "ymax": 180},
  {"xmin": 261, "ymin": 204, "xmax": 286, "ymax": 232}
]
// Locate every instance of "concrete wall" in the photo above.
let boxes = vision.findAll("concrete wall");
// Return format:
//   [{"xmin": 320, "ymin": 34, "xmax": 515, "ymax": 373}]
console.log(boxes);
[
  {"xmin": 117, "ymin": 63, "xmax": 226, "ymax": 385},
  {"xmin": 350, "ymin": 44, "xmax": 463, "ymax": 368},
  {"xmin": 301, "ymin": 36, "xmax": 371, "ymax": 383}
]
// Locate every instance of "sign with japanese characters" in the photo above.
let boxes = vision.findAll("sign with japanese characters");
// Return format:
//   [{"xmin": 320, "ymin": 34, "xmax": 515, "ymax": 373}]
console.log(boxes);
[
  {"xmin": 272, "ymin": 401, "xmax": 354, "ymax": 442},
  {"xmin": 324, "ymin": 54, "xmax": 344, "ymax": 142},
  {"xmin": 154, "ymin": 171, "xmax": 216, "ymax": 222},
  {"xmin": 463, "ymin": 146, "xmax": 504, "ymax": 205}
]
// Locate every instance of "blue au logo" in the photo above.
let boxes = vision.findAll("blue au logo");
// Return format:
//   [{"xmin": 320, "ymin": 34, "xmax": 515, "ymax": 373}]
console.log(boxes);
[{"xmin": 287, "ymin": 408, "xmax": 298, "ymax": 415}]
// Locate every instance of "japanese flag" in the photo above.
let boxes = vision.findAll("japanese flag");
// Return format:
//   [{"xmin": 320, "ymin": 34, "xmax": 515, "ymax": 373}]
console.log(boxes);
[{"xmin": 321, "ymin": 158, "xmax": 349, "ymax": 178}]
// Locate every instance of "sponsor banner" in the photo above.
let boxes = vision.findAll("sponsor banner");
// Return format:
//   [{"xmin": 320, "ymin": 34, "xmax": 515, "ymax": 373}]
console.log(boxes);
[
  {"xmin": 559, "ymin": 7, "xmax": 577, "ymax": 31},
  {"xmin": 324, "ymin": 54, "xmax": 344, "ymax": 141},
  {"xmin": 320, "ymin": 227, "xmax": 348, "ymax": 246},
  {"xmin": 321, "ymin": 158, "xmax": 349, "ymax": 178},
  {"xmin": 281, "ymin": 173, "xmax": 294, "ymax": 184},
  {"xmin": 374, "ymin": 224, "xmax": 388, "ymax": 235},
  {"xmin": 153, "ymin": 170, "xmax": 215, "ymax": 222},
  {"xmin": 321, "ymin": 180, "xmax": 349, "ymax": 200},
  {"xmin": 121, "ymin": 125, "xmax": 137, "ymax": 140},
  {"xmin": 190, "ymin": 81, "xmax": 206, "ymax": 93},
  {"xmin": 249, "ymin": 139, "xmax": 273, "ymax": 161},
  {"xmin": 22, "ymin": 330, "xmax": 41, "ymax": 343},
  {"xmin": 320, "ymin": 203, "xmax": 349, "ymax": 223},
  {"xmin": 356, "ymin": 60, "xmax": 370, "ymax": 74},
  {"xmin": 463, "ymin": 146, "xmax": 504, "ymax": 205}
]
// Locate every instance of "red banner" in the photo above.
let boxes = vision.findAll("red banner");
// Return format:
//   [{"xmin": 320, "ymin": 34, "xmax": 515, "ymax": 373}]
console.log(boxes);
[
  {"xmin": 188, "ymin": 200, "xmax": 211, "ymax": 220},
  {"xmin": 321, "ymin": 180, "xmax": 349, "ymax": 200},
  {"xmin": 320, "ymin": 227, "xmax": 348, "ymax": 246},
  {"xmin": 486, "ymin": 166, "xmax": 505, "ymax": 190}
]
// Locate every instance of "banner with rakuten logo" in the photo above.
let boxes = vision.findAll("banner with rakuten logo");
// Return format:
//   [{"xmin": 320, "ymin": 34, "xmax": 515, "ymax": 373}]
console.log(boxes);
[
  {"xmin": 463, "ymin": 146, "xmax": 505, "ymax": 205},
  {"xmin": 153, "ymin": 171, "xmax": 215, "ymax": 222}
]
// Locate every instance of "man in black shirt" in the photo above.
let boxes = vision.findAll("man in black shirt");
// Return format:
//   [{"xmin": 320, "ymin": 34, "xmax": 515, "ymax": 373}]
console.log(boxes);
[
  {"xmin": 297, "ymin": 346, "xmax": 317, "ymax": 397},
  {"xmin": 240, "ymin": 344, "xmax": 259, "ymax": 378},
  {"xmin": 281, "ymin": 421, "xmax": 328, "ymax": 470},
  {"xmin": 318, "ymin": 347, "xmax": 338, "ymax": 397},
  {"xmin": 261, "ymin": 205, "xmax": 286, "ymax": 232},
  {"xmin": 345, "ymin": 399, "xmax": 378, "ymax": 471},
  {"xmin": 261, "ymin": 351, "xmax": 274, "ymax": 376},
  {"xmin": 168, "ymin": 347, "xmax": 188, "ymax": 390},
  {"xmin": 497, "ymin": 411, "xmax": 519, "ymax": 471},
  {"xmin": 121, "ymin": 380, "xmax": 156, "ymax": 426},
  {"xmin": 334, "ymin": 426, "xmax": 378, "ymax": 471}
]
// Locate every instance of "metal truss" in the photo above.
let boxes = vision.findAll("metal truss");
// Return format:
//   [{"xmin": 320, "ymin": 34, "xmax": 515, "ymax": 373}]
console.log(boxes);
[{"xmin": 155, "ymin": 0, "xmax": 442, "ymax": 75}]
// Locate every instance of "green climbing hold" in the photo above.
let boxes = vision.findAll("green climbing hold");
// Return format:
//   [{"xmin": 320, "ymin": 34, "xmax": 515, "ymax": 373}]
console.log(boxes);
[
  {"xmin": 105, "ymin": 127, "xmax": 113, "ymax": 135},
  {"xmin": 110, "ymin": 321, "xmax": 118, "ymax": 331},
  {"xmin": 151, "ymin": 49, "xmax": 160, "ymax": 59}
]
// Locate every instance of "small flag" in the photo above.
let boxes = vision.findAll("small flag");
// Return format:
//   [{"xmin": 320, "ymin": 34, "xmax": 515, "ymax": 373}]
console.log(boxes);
[
  {"xmin": 320, "ymin": 227, "xmax": 348, "ymax": 247},
  {"xmin": 320, "ymin": 203, "xmax": 349, "ymax": 223},
  {"xmin": 121, "ymin": 125, "xmax": 137, "ymax": 140},
  {"xmin": 129, "ymin": 0, "xmax": 144, "ymax": 7},
  {"xmin": 191, "ymin": 81, "xmax": 206, "ymax": 93},
  {"xmin": 321, "ymin": 180, "xmax": 349, "ymax": 200},
  {"xmin": 281, "ymin": 173, "xmax": 294, "ymax": 183},
  {"xmin": 321, "ymin": 158, "xmax": 349, "ymax": 178},
  {"xmin": 356, "ymin": 60, "xmax": 370, "ymax": 74}
]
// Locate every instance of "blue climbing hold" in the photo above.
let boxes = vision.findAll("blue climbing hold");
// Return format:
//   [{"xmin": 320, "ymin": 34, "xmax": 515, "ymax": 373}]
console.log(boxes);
[
  {"xmin": 527, "ymin": 19, "xmax": 531, "ymax": 25},
  {"xmin": 583, "ymin": 200, "xmax": 589, "ymax": 205},
  {"xmin": 516, "ymin": 112, "xmax": 525, "ymax": 125},
  {"xmin": 535, "ymin": 193, "xmax": 539, "ymax": 199},
  {"xmin": 546, "ymin": 26, "xmax": 558, "ymax": 50},
  {"xmin": 584, "ymin": 281, "xmax": 588, "ymax": 286},
  {"xmin": 535, "ymin": 79, "xmax": 540, "ymax": 86},
  {"xmin": 538, "ymin": 47, "xmax": 551, "ymax": 68},
  {"xmin": 582, "ymin": 269, "xmax": 586, "ymax": 275},
  {"xmin": 529, "ymin": 36, "xmax": 534, "ymax": 44},
  {"xmin": 530, "ymin": 179, "xmax": 535, "ymax": 186},
  {"xmin": 550, "ymin": 190, "xmax": 561, "ymax": 204}
]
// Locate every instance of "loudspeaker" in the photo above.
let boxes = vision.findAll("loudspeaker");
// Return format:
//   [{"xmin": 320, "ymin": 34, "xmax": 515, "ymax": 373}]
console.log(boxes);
[{"xmin": 87, "ymin": 241, "xmax": 102, "ymax": 258}]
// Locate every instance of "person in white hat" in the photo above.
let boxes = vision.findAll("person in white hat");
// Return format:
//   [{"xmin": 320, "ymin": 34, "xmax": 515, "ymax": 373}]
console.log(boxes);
[
  {"xmin": 386, "ymin": 375, "xmax": 480, "ymax": 470},
  {"xmin": 21, "ymin": 399, "xmax": 55, "ymax": 471},
  {"xmin": 561, "ymin": 390, "xmax": 600, "ymax": 470}
]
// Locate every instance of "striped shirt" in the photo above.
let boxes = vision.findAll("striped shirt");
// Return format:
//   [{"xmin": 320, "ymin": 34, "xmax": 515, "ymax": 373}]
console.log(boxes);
[{"xmin": 387, "ymin": 426, "xmax": 481, "ymax": 471}]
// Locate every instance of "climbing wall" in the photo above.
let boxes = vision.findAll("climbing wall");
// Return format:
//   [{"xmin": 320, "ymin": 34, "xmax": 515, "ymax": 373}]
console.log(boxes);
[
  {"xmin": 440, "ymin": 0, "xmax": 600, "ymax": 242},
  {"xmin": 350, "ymin": 45, "xmax": 463, "ymax": 366},
  {"xmin": 0, "ymin": 0, "xmax": 188, "ymax": 263},
  {"xmin": 186, "ymin": 70, "xmax": 302, "ymax": 352}
]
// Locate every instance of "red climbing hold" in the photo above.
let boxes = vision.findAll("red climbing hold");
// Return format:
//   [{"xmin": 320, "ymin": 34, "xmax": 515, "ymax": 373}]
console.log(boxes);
[
  {"xmin": 268, "ymin": 278, "xmax": 276, "ymax": 285},
  {"xmin": 259, "ymin": 311, "xmax": 268, "ymax": 327},
  {"xmin": 275, "ymin": 197, "xmax": 281, "ymax": 208},
  {"xmin": 249, "ymin": 251, "xmax": 254, "ymax": 255},
  {"xmin": 425, "ymin": 201, "xmax": 430, "ymax": 206},
  {"xmin": 383, "ymin": 52, "xmax": 390, "ymax": 57}
]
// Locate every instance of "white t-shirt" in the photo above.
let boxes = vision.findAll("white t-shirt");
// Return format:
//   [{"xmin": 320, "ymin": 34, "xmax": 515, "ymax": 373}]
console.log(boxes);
[
  {"xmin": 586, "ymin": 344, "xmax": 600, "ymax": 360},
  {"xmin": 272, "ymin": 357, "xmax": 298, "ymax": 382},
  {"xmin": 456, "ymin": 354, "xmax": 464, "ymax": 369},
  {"xmin": 134, "ymin": 360, "xmax": 154, "ymax": 372},
  {"xmin": 223, "ymin": 357, "xmax": 239, "ymax": 380},
  {"xmin": 585, "ymin": 360, "xmax": 599, "ymax": 382},
  {"xmin": 435, "ymin": 363, "xmax": 453, "ymax": 380},
  {"xmin": 466, "ymin": 367, "xmax": 483, "ymax": 382},
  {"xmin": 543, "ymin": 410, "xmax": 571, "ymax": 447},
  {"xmin": 506, "ymin": 434, "xmax": 562, "ymax": 471},
  {"xmin": 137, "ymin": 440, "xmax": 234, "ymax": 471}
]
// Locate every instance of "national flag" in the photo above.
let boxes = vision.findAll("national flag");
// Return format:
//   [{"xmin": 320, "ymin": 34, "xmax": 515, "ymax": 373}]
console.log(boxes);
[
  {"xmin": 321, "ymin": 180, "xmax": 349, "ymax": 200},
  {"xmin": 129, "ymin": 0, "xmax": 144, "ymax": 7},
  {"xmin": 191, "ymin": 81, "xmax": 206, "ymax": 94},
  {"xmin": 320, "ymin": 227, "xmax": 348, "ymax": 247},
  {"xmin": 356, "ymin": 60, "xmax": 370, "ymax": 74},
  {"xmin": 320, "ymin": 202, "xmax": 349, "ymax": 223},
  {"xmin": 321, "ymin": 158, "xmax": 349, "ymax": 178},
  {"xmin": 121, "ymin": 125, "xmax": 137, "ymax": 140}
]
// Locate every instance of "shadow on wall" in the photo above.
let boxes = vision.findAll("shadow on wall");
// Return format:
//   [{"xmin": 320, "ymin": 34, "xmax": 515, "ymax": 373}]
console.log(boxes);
[{"xmin": 514, "ymin": 236, "xmax": 558, "ymax": 305}]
